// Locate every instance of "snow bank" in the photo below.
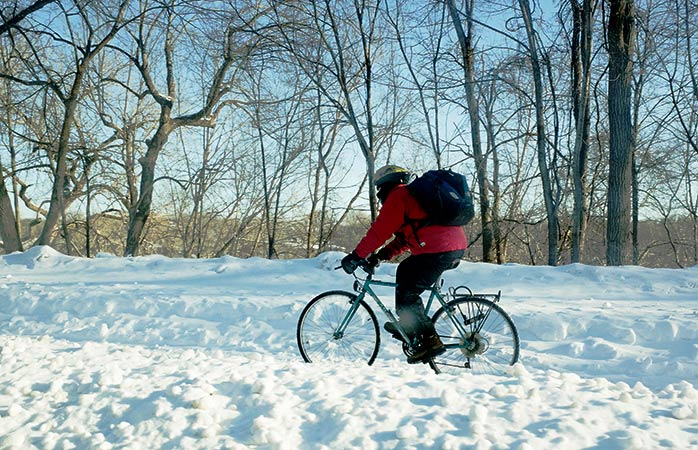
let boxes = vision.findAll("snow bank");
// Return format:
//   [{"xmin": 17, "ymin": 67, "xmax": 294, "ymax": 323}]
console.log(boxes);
[{"xmin": 0, "ymin": 249, "xmax": 696, "ymax": 449}]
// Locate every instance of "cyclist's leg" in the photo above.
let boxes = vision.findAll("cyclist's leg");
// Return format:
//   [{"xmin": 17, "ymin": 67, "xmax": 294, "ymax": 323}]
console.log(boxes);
[
  {"xmin": 394, "ymin": 256, "xmax": 430, "ymax": 338},
  {"xmin": 395, "ymin": 250, "xmax": 464, "ymax": 337}
]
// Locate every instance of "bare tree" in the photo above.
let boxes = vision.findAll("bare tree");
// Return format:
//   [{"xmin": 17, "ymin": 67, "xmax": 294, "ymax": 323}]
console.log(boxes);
[
  {"xmin": 479, "ymin": 54, "xmax": 534, "ymax": 264},
  {"xmin": 0, "ymin": 52, "xmax": 23, "ymax": 253},
  {"xmin": 114, "ymin": 1, "xmax": 254, "ymax": 256},
  {"xmin": 0, "ymin": 35, "xmax": 56, "ymax": 250},
  {"xmin": 0, "ymin": 166, "xmax": 21, "ymax": 252},
  {"xmin": 606, "ymin": 0, "xmax": 636, "ymax": 265},
  {"xmin": 240, "ymin": 60, "xmax": 309, "ymax": 258},
  {"xmin": 384, "ymin": 0, "xmax": 448, "ymax": 166},
  {"xmin": 212, "ymin": 137, "xmax": 268, "ymax": 258},
  {"xmin": 655, "ymin": 0, "xmax": 698, "ymax": 266},
  {"xmin": 305, "ymin": 88, "xmax": 342, "ymax": 257},
  {"xmin": 518, "ymin": 0, "xmax": 559, "ymax": 265},
  {"xmin": 569, "ymin": 0, "xmax": 595, "ymax": 262},
  {"xmin": 269, "ymin": 0, "xmax": 387, "ymax": 219},
  {"xmin": 0, "ymin": 1, "xmax": 131, "ymax": 250},
  {"xmin": 445, "ymin": 0, "xmax": 495, "ymax": 262},
  {"xmin": 0, "ymin": 0, "xmax": 56, "ymax": 35}
]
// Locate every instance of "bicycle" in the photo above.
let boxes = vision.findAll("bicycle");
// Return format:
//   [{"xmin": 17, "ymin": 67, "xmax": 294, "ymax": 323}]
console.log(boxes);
[{"xmin": 296, "ymin": 262, "xmax": 520, "ymax": 375}]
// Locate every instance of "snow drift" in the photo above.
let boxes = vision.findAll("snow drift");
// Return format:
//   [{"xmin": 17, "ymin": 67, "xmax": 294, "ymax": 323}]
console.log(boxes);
[{"xmin": 1, "ymin": 247, "xmax": 697, "ymax": 449}]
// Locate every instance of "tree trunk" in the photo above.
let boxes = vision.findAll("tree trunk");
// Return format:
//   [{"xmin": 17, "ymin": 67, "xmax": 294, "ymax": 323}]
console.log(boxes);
[
  {"xmin": 570, "ymin": 0, "xmax": 593, "ymax": 263},
  {"xmin": 306, "ymin": 90, "xmax": 330, "ymax": 257},
  {"xmin": 124, "ymin": 124, "xmax": 171, "ymax": 256},
  {"xmin": 0, "ymin": 95, "xmax": 23, "ymax": 253},
  {"xmin": 519, "ymin": 0, "xmax": 557, "ymax": 266},
  {"xmin": 123, "ymin": 4, "xmax": 237, "ymax": 256},
  {"xmin": 482, "ymin": 72, "xmax": 505, "ymax": 263},
  {"xmin": 606, "ymin": 0, "xmax": 635, "ymax": 266},
  {"xmin": 36, "ymin": 90, "xmax": 83, "ymax": 246},
  {"xmin": 33, "ymin": 2, "xmax": 128, "ymax": 248},
  {"xmin": 445, "ymin": 0, "xmax": 495, "ymax": 262},
  {"xmin": 0, "ymin": 174, "xmax": 22, "ymax": 253},
  {"xmin": 630, "ymin": 4, "xmax": 653, "ymax": 265}
]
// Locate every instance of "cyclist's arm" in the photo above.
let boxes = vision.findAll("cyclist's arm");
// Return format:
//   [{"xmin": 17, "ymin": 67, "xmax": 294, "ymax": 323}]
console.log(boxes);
[
  {"xmin": 377, "ymin": 233, "xmax": 408, "ymax": 260},
  {"xmin": 354, "ymin": 188, "xmax": 407, "ymax": 259}
]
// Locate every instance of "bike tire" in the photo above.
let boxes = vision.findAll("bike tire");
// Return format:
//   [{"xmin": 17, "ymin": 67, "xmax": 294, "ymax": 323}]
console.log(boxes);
[
  {"xmin": 296, "ymin": 290, "xmax": 381, "ymax": 365},
  {"xmin": 429, "ymin": 297, "xmax": 520, "ymax": 376}
]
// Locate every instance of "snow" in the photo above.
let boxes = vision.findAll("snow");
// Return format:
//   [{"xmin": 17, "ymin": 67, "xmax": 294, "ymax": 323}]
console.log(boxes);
[{"xmin": 0, "ymin": 246, "xmax": 697, "ymax": 449}]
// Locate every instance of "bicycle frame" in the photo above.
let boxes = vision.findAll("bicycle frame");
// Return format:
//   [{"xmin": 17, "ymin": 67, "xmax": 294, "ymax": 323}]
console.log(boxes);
[
  {"xmin": 336, "ymin": 270, "xmax": 472, "ymax": 350},
  {"xmin": 298, "ymin": 265, "xmax": 519, "ymax": 374}
]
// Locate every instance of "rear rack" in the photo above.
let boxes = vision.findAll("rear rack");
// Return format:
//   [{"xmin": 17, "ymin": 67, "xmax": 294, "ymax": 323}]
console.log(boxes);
[{"xmin": 449, "ymin": 285, "xmax": 502, "ymax": 303}]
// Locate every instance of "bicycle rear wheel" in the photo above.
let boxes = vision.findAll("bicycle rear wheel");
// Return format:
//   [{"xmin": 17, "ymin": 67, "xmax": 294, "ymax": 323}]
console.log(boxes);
[
  {"xmin": 297, "ymin": 290, "xmax": 381, "ymax": 365},
  {"xmin": 430, "ymin": 297, "xmax": 520, "ymax": 376}
]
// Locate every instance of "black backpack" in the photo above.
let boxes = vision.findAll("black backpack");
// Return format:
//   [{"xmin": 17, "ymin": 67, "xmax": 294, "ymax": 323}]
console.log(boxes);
[{"xmin": 406, "ymin": 169, "xmax": 475, "ymax": 227}]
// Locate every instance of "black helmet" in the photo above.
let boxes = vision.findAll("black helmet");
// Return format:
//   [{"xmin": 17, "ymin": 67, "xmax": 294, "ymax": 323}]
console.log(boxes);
[
  {"xmin": 374, "ymin": 165, "xmax": 410, "ymax": 188},
  {"xmin": 374, "ymin": 165, "xmax": 410, "ymax": 204}
]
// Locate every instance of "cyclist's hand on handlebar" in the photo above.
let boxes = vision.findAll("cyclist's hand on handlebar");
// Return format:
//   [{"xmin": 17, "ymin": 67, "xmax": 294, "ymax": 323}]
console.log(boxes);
[
  {"xmin": 365, "ymin": 253, "xmax": 380, "ymax": 270},
  {"xmin": 340, "ymin": 251, "xmax": 363, "ymax": 274}
]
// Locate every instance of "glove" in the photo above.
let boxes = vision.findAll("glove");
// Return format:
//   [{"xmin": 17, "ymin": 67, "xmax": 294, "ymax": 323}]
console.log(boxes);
[
  {"xmin": 341, "ymin": 251, "xmax": 363, "ymax": 274},
  {"xmin": 366, "ymin": 247, "xmax": 393, "ymax": 271},
  {"xmin": 366, "ymin": 253, "xmax": 380, "ymax": 269},
  {"xmin": 375, "ymin": 247, "xmax": 392, "ymax": 261}
]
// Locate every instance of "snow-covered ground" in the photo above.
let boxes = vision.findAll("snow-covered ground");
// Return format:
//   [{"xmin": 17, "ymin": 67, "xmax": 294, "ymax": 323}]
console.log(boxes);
[{"xmin": 0, "ymin": 246, "xmax": 697, "ymax": 449}]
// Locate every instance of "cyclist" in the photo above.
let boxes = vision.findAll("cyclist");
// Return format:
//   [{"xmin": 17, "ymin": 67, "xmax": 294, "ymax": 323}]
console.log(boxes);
[{"xmin": 341, "ymin": 165, "xmax": 468, "ymax": 363}]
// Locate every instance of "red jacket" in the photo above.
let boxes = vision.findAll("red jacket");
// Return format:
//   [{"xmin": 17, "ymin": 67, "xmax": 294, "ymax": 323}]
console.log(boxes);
[{"xmin": 354, "ymin": 184, "xmax": 468, "ymax": 259}]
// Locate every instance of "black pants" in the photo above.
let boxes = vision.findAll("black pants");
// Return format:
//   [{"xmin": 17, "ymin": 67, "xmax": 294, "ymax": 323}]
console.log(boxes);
[{"xmin": 394, "ymin": 250, "xmax": 464, "ymax": 338}]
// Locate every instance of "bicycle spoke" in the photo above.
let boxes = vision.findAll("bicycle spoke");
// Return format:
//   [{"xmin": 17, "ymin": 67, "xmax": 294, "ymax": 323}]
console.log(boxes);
[
  {"xmin": 297, "ymin": 292, "xmax": 380, "ymax": 365},
  {"xmin": 431, "ymin": 297, "xmax": 520, "ymax": 376}
]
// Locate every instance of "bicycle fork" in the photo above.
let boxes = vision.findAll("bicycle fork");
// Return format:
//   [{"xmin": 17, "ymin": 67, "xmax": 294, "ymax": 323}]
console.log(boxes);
[
  {"xmin": 333, "ymin": 296, "xmax": 363, "ymax": 339},
  {"xmin": 334, "ymin": 291, "xmax": 413, "ymax": 346}
]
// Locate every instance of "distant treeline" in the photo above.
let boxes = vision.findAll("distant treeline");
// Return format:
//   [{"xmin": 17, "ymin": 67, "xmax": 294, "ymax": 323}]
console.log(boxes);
[{"xmin": 1, "ymin": 1, "xmax": 696, "ymax": 267}]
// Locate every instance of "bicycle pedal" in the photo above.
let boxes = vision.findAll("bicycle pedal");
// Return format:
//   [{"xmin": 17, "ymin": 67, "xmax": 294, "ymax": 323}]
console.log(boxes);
[{"xmin": 406, "ymin": 344, "xmax": 446, "ymax": 364}]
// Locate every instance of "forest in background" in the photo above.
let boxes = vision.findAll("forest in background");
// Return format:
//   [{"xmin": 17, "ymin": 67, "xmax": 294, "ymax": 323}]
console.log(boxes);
[{"xmin": 1, "ymin": 0, "xmax": 697, "ymax": 268}]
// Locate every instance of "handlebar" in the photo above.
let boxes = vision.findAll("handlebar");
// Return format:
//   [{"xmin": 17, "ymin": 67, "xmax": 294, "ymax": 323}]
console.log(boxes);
[{"xmin": 334, "ymin": 260, "xmax": 376, "ymax": 277}]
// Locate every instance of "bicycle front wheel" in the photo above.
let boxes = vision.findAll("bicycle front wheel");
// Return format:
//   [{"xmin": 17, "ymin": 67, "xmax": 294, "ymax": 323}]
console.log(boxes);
[
  {"xmin": 296, "ymin": 290, "xmax": 381, "ymax": 366},
  {"xmin": 430, "ymin": 297, "xmax": 520, "ymax": 376}
]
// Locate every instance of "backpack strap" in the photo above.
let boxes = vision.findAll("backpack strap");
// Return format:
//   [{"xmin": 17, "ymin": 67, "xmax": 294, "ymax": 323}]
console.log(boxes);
[{"xmin": 404, "ymin": 215, "xmax": 428, "ymax": 248}]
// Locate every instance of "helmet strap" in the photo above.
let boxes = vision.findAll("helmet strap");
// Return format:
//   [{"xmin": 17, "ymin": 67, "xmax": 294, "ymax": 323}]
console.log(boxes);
[{"xmin": 377, "ymin": 181, "xmax": 401, "ymax": 204}]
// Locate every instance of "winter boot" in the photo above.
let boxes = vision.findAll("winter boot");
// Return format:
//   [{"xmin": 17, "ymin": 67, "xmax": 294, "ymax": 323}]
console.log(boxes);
[
  {"xmin": 406, "ymin": 332, "xmax": 446, "ymax": 364},
  {"xmin": 384, "ymin": 321, "xmax": 405, "ymax": 342}
]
